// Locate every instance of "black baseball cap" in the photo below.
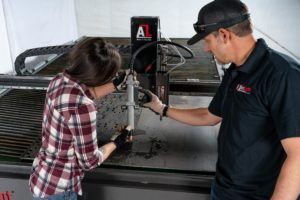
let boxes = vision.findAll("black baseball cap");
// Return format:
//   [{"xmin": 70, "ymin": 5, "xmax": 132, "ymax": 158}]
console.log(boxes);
[{"xmin": 187, "ymin": 0, "xmax": 250, "ymax": 45}]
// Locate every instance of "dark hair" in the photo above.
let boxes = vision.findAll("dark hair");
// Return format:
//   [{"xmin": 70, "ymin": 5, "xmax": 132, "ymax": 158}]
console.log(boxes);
[
  {"xmin": 212, "ymin": 1, "xmax": 253, "ymax": 37},
  {"xmin": 212, "ymin": 19, "xmax": 252, "ymax": 38},
  {"xmin": 227, "ymin": 18, "xmax": 252, "ymax": 37},
  {"xmin": 66, "ymin": 37, "xmax": 121, "ymax": 87}
]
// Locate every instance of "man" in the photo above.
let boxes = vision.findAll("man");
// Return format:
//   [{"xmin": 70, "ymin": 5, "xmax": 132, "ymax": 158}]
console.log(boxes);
[{"xmin": 144, "ymin": 0, "xmax": 300, "ymax": 199}]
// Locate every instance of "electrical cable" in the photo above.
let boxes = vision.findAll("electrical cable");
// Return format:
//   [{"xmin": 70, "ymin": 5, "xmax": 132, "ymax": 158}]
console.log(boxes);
[
  {"xmin": 129, "ymin": 41, "xmax": 194, "ymax": 72},
  {"xmin": 161, "ymin": 32, "xmax": 186, "ymax": 72}
]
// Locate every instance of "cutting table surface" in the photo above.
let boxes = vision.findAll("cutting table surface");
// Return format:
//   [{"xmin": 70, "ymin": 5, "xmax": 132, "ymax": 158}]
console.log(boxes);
[{"xmin": 104, "ymin": 95, "xmax": 218, "ymax": 172}]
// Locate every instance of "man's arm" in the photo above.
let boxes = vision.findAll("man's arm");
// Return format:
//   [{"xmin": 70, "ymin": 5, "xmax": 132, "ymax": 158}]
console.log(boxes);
[
  {"xmin": 271, "ymin": 137, "xmax": 300, "ymax": 200},
  {"xmin": 167, "ymin": 107, "xmax": 222, "ymax": 126},
  {"xmin": 142, "ymin": 89, "xmax": 222, "ymax": 126}
]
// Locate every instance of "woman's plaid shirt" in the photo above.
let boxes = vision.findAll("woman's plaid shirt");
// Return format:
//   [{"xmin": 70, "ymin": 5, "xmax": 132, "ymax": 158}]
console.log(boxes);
[{"xmin": 29, "ymin": 72, "xmax": 104, "ymax": 198}]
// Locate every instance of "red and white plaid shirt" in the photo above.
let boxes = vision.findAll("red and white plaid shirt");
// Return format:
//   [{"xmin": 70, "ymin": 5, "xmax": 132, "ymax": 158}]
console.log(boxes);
[{"xmin": 29, "ymin": 72, "xmax": 104, "ymax": 197}]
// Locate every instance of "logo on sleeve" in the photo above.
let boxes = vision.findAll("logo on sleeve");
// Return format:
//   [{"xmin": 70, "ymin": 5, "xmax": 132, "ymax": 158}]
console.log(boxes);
[{"xmin": 236, "ymin": 84, "xmax": 252, "ymax": 94}]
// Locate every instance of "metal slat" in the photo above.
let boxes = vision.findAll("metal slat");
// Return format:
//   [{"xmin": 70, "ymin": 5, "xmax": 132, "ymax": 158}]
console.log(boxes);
[
  {"xmin": 0, "ymin": 146, "xmax": 26, "ymax": 153},
  {"xmin": 0, "ymin": 152, "xmax": 22, "ymax": 157},
  {"xmin": 0, "ymin": 99, "xmax": 44, "ymax": 106},
  {"xmin": 0, "ymin": 141, "xmax": 31, "ymax": 149},
  {"xmin": 0, "ymin": 89, "xmax": 44, "ymax": 159},
  {"xmin": 0, "ymin": 98, "xmax": 45, "ymax": 105},
  {"xmin": 0, "ymin": 138, "xmax": 32, "ymax": 145},
  {"xmin": 0, "ymin": 152, "xmax": 21, "ymax": 158},
  {"xmin": 0, "ymin": 111, "xmax": 43, "ymax": 119},
  {"xmin": 0, "ymin": 121, "xmax": 41, "ymax": 130},
  {"xmin": 0, "ymin": 134, "xmax": 38, "ymax": 142},
  {"xmin": 0, "ymin": 132, "xmax": 38, "ymax": 140},
  {"xmin": 0, "ymin": 125, "xmax": 40, "ymax": 135},
  {"xmin": 0, "ymin": 105, "xmax": 43, "ymax": 117}
]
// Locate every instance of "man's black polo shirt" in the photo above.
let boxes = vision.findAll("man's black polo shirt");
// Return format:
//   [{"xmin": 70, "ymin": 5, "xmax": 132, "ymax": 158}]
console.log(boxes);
[{"xmin": 208, "ymin": 39, "xmax": 300, "ymax": 199}]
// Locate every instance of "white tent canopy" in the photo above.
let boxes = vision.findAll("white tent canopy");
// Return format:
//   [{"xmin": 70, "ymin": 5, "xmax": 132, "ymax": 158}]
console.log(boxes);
[
  {"xmin": 0, "ymin": 0, "xmax": 77, "ymax": 74},
  {"xmin": 0, "ymin": 0, "xmax": 299, "ymax": 74}
]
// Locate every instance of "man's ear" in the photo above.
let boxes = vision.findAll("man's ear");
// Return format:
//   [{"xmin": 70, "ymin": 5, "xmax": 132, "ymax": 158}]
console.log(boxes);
[{"xmin": 218, "ymin": 28, "xmax": 231, "ymax": 43}]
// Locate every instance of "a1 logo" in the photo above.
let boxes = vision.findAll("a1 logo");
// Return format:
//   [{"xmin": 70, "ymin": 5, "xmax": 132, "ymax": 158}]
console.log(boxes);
[{"xmin": 136, "ymin": 24, "xmax": 152, "ymax": 39}]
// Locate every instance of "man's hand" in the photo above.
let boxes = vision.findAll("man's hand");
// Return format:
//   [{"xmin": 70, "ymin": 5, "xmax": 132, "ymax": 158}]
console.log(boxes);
[
  {"xmin": 112, "ymin": 69, "xmax": 130, "ymax": 91},
  {"xmin": 111, "ymin": 125, "xmax": 133, "ymax": 149},
  {"xmin": 141, "ymin": 89, "xmax": 165, "ymax": 115}
]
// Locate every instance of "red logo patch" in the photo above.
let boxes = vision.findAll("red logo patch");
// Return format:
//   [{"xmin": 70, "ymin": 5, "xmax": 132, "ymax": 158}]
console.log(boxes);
[{"xmin": 236, "ymin": 84, "xmax": 252, "ymax": 94}]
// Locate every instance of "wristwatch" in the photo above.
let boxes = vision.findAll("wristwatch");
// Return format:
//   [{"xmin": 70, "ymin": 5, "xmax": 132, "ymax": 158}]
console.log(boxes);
[{"xmin": 162, "ymin": 105, "xmax": 169, "ymax": 117}]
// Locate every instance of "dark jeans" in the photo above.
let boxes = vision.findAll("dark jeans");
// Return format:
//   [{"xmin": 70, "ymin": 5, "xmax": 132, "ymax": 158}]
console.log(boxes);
[
  {"xmin": 211, "ymin": 179, "xmax": 219, "ymax": 200},
  {"xmin": 33, "ymin": 190, "xmax": 77, "ymax": 200}
]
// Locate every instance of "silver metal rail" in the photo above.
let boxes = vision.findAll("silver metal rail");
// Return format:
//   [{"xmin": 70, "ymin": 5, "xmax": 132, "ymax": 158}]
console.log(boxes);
[{"xmin": 0, "ymin": 75, "xmax": 52, "ymax": 90}]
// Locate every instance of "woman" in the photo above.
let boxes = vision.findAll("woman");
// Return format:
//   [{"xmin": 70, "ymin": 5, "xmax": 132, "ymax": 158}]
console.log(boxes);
[{"xmin": 29, "ymin": 37, "xmax": 130, "ymax": 200}]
